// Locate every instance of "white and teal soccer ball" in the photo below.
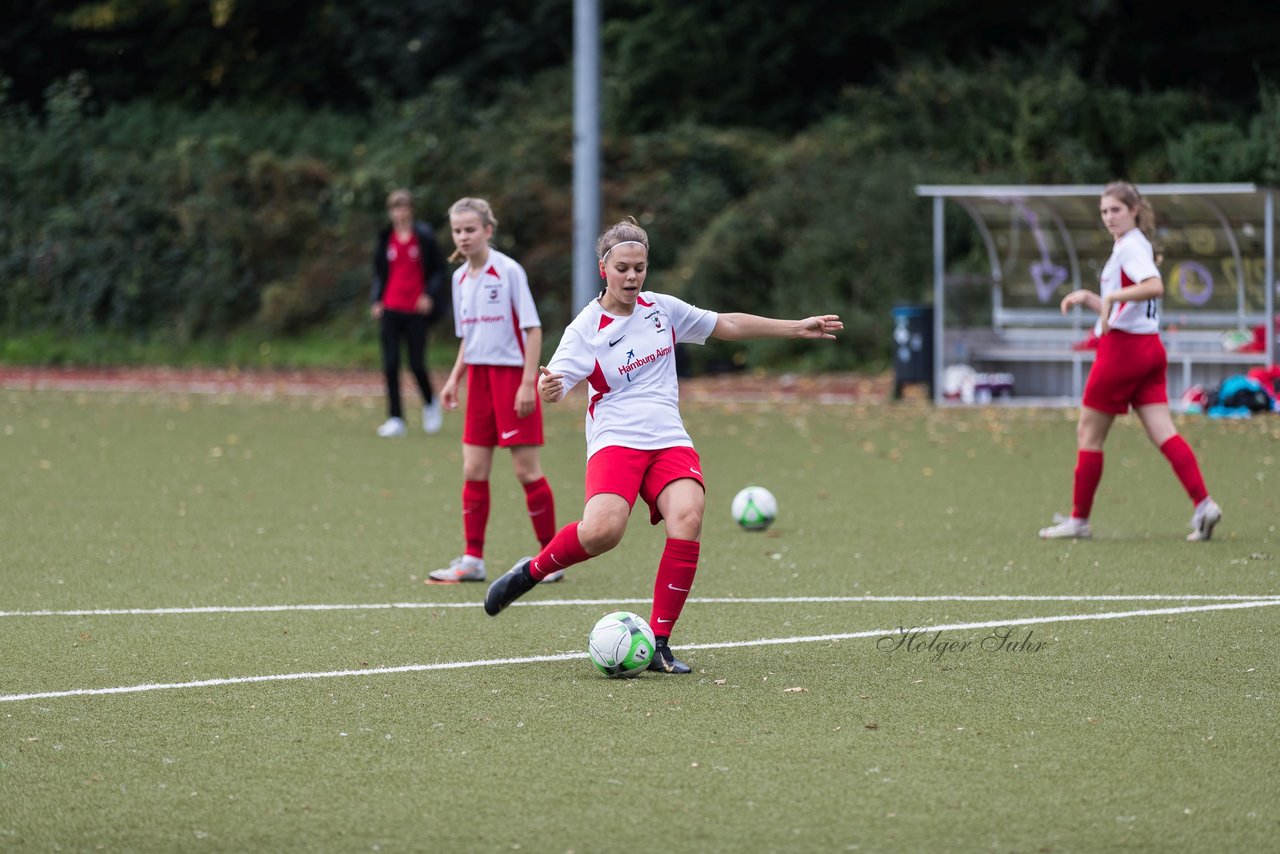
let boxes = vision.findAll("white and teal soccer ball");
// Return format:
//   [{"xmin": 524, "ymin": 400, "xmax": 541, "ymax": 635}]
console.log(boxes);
[
  {"xmin": 587, "ymin": 611, "xmax": 656, "ymax": 678},
  {"xmin": 731, "ymin": 485, "xmax": 777, "ymax": 531}
]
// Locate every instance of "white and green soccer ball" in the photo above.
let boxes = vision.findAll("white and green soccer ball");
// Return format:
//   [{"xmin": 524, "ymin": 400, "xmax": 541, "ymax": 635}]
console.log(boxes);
[
  {"xmin": 587, "ymin": 611, "xmax": 656, "ymax": 678},
  {"xmin": 731, "ymin": 485, "xmax": 777, "ymax": 531}
]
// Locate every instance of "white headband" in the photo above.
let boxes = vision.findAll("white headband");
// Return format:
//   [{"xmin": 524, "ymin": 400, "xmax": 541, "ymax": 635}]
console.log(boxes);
[{"xmin": 600, "ymin": 240, "xmax": 648, "ymax": 263}]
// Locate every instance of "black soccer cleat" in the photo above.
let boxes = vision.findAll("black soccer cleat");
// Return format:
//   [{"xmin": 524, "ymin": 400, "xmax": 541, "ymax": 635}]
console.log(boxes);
[
  {"xmin": 647, "ymin": 636, "xmax": 691, "ymax": 674},
  {"xmin": 483, "ymin": 557, "xmax": 537, "ymax": 616}
]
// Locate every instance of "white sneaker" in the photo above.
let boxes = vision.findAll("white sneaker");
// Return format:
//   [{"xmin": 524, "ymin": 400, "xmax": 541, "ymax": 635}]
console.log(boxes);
[
  {"xmin": 427, "ymin": 555, "xmax": 486, "ymax": 584},
  {"xmin": 1187, "ymin": 498, "xmax": 1222, "ymax": 542},
  {"xmin": 423, "ymin": 400, "xmax": 443, "ymax": 434},
  {"xmin": 1039, "ymin": 514, "xmax": 1092, "ymax": 539},
  {"xmin": 540, "ymin": 569, "xmax": 565, "ymax": 583},
  {"xmin": 376, "ymin": 417, "xmax": 407, "ymax": 438}
]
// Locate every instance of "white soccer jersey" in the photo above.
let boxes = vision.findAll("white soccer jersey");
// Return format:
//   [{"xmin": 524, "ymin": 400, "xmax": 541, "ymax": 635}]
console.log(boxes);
[
  {"xmin": 1097, "ymin": 228, "xmax": 1161, "ymax": 335},
  {"xmin": 547, "ymin": 292, "xmax": 719, "ymax": 459},
  {"xmin": 451, "ymin": 249, "xmax": 541, "ymax": 367}
]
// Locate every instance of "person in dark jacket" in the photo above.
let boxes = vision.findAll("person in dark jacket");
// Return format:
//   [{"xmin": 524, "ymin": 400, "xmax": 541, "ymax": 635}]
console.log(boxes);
[{"xmin": 371, "ymin": 188, "xmax": 448, "ymax": 437}]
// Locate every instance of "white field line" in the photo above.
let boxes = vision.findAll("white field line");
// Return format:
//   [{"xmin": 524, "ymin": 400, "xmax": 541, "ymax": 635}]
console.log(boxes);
[
  {"xmin": 2, "ymin": 593, "xmax": 1278, "ymax": 619},
  {"xmin": 2, "ymin": 598, "xmax": 1277, "ymax": 704}
]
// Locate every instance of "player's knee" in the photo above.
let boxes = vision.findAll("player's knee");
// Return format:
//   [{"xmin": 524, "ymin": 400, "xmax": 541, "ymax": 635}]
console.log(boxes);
[
  {"xmin": 462, "ymin": 463, "xmax": 489, "ymax": 482},
  {"xmin": 511, "ymin": 459, "xmax": 542, "ymax": 483},
  {"xmin": 664, "ymin": 504, "xmax": 704, "ymax": 540},
  {"xmin": 579, "ymin": 517, "xmax": 626, "ymax": 553},
  {"xmin": 1076, "ymin": 422, "xmax": 1103, "ymax": 450}
]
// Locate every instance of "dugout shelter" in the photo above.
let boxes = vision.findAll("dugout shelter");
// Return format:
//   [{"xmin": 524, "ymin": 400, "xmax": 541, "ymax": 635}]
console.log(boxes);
[{"xmin": 915, "ymin": 184, "xmax": 1277, "ymax": 405}]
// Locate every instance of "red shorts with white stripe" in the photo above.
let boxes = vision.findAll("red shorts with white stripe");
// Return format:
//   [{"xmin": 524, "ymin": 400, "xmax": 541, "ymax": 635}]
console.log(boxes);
[
  {"xmin": 585, "ymin": 445, "xmax": 705, "ymax": 525},
  {"xmin": 462, "ymin": 364, "xmax": 544, "ymax": 447},
  {"xmin": 1082, "ymin": 330, "xmax": 1168, "ymax": 415}
]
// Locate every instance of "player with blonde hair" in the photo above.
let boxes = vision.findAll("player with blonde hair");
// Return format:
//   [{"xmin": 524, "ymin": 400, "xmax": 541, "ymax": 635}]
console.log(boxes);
[
  {"xmin": 427, "ymin": 198, "xmax": 561, "ymax": 584},
  {"xmin": 484, "ymin": 217, "xmax": 843, "ymax": 672}
]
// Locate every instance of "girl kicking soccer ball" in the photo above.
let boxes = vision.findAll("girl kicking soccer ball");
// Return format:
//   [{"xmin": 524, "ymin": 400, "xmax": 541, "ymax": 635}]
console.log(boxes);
[{"xmin": 483, "ymin": 216, "xmax": 842, "ymax": 673}]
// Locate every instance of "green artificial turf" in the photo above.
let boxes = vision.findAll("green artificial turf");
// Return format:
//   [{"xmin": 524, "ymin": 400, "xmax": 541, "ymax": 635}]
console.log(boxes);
[{"xmin": 1, "ymin": 389, "xmax": 1277, "ymax": 852}]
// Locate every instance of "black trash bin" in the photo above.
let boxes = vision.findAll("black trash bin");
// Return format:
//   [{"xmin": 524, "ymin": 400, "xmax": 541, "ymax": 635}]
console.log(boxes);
[{"xmin": 892, "ymin": 304, "xmax": 934, "ymax": 399}]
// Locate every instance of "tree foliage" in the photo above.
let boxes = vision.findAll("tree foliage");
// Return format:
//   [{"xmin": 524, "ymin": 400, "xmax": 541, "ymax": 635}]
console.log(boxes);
[
  {"xmin": 1, "ymin": 1, "xmax": 1277, "ymax": 367},
  {"xmin": 5, "ymin": 1, "xmax": 1277, "ymax": 123}
]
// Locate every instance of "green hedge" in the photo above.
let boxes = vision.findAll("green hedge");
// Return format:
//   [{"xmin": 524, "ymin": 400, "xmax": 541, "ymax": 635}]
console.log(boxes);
[{"xmin": 2, "ymin": 63, "xmax": 1277, "ymax": 369}]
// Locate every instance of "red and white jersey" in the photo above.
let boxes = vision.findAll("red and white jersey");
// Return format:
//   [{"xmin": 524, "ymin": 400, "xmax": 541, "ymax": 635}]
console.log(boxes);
[
  {"xmin": 452, "ymin": 249, "xmax": 541, "ymax": 367},
  {"xmin": 382, "ymin": 232, "xmax": 424, "ymax": 312},
  {"xmin": 547, "ymin": 292, "xmax": 718, "ymax": 459},
  {"xmin": 1097, "ymin": 228, "xmax": 1161, "ymax": 336}
]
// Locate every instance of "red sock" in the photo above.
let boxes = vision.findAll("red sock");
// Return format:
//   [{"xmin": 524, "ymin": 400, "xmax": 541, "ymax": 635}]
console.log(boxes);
[
  {"xmin": 1160, "ymin": 435, "xmax": 1209, "ymax": 505},
  {"xmin": 650, "ymin": 538, "xmax": 701, "ymax": 638},
  {"xmin": 1072, "ymin": 450, "xmax": 1104, "ymax": 520},
  {"xmin": 522, "ymin": 477, "xmax": 556, "ymax": 548},
  {"xmin": 462, "ymin": 480, "xmax": 490, "ymax": 558},
  {"xmin": 529, "ymin": 522, "xmax": 592, "ymax": 580}
]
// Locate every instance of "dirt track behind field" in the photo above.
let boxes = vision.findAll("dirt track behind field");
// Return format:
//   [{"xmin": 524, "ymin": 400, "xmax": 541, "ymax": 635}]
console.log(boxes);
[{"xmin": 0, "ymin": 366, "xmax": 898, "ymax": 405}]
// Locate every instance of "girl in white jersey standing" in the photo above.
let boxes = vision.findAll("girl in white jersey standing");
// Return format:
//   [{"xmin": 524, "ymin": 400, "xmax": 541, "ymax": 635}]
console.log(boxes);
[
  {"xmin": 484, "ymin": 216, "xmax": 843, "ymax": 673},
  {"xmin": 1039, "ymin": 181, "xmax": 1222, "ymax": 541},
  {"xmin": 427, "ymin": 198, "xmax": 561, "ymax": 584}
]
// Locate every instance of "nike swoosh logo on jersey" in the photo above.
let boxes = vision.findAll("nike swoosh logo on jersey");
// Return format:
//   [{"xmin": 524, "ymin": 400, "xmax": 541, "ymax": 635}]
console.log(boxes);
[
  {"xmin": 689, "ymin": 468, "xmax": 701, "ymax": 476},
  {"xmin": 655, "ymin": 617, "xmax": 673, "ymax": 623},
  {"xmin": 500, "ymin": 429, "xmax": 520, "ymax": 439},
  {"xmin": 667, "ymin": 584, "xmax": 690, "ymax": 593},
  {"xmin": 608, "ymin": 335, "xmax": 625, "ymax": 347}
]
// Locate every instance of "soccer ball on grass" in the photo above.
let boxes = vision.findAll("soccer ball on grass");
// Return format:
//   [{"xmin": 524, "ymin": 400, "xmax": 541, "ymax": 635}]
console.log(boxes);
[
  {"xmin": 587, "ymin": 611, "xmax": 656, "ymax": 677},
  {"xmin": 731, "ymin": 485, "xmax": 777, "ymax": 531}
]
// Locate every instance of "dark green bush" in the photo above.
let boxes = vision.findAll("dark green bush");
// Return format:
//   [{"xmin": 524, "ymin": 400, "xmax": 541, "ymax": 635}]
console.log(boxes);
[{"xmin": 2, "ymin": 60, "xmax": 1277, "ymax": 370}]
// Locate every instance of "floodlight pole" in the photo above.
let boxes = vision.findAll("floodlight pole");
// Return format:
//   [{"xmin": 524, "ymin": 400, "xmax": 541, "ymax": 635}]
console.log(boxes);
[
  {"xmin": 572, "ymin": 0, "xmax": 602, "ymax": 315},
  {"xmin": 932, "ymin": 195, "xmax": 945, "ymax": 405},
  {"xmin": 1267, "ymin": 189, "xmax": 1275, "ymax": 366}
]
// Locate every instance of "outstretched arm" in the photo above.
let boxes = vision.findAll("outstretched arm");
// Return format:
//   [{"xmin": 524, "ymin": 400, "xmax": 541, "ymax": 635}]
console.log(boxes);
[{"xmin": 711, "ymin": 313, "xmax": 842, "ymax": 341}]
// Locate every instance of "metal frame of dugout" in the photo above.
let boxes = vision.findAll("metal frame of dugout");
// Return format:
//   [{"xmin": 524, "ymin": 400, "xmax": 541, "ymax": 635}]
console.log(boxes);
[{"xmin": 915, "ymin": 183, "xmax": 1277, "ymax": 406}]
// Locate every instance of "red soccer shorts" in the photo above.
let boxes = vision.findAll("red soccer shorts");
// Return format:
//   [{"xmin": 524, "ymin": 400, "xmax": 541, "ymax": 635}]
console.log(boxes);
[
  {"xmin": 1082, "ymin": 330, "xmax": 1168, "ymax": 415},
  {"xmin": 585, "ymin": 445, "xmax": 705, "ymax": 525},
  {"xmin": 463, "ymin": 364, "xmax": 544, "ymax": 447}
]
